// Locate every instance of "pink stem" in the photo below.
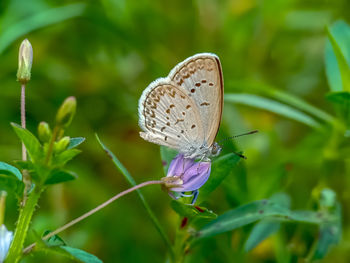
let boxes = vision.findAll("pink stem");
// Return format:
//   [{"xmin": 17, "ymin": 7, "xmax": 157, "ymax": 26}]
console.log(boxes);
[
  {"xmin": 21, "ymin": 84, "xmax": 27, "ymax": 161},
  {"xmin": 22, "ymin": 180, "xmax": 165, "ymax": 254}
]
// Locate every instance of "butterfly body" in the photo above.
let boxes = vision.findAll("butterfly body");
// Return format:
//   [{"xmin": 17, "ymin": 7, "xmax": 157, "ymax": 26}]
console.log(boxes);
[{"xmin": 138, "ymin": 53, "xmax": 223, "ymax": 161}]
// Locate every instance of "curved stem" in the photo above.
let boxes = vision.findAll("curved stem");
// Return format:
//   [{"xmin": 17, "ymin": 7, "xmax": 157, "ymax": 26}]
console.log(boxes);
[{"xmin": 23, "ymin": 180, "xmax": 165, "ymax": 254}]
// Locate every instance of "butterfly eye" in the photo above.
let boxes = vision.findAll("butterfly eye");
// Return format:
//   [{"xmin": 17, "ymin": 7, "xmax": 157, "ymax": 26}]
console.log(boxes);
[{"xmin": 211, "ymin": 142, "xmax": 222, "ymax": 156}]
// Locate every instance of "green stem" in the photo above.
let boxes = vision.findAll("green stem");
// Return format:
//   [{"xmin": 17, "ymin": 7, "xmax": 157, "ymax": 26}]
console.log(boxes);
[
  {"xmin": 45, "ymin": 126, "xmax": 59, "ymax": 165},
  {"xmin": 5, "ymin": 188, "xmax": 42, "ymax": 263}
]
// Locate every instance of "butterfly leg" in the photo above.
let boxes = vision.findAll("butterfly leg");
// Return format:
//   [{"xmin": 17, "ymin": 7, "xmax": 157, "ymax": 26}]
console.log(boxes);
[
  {"xmin": 191, "ymin": 190, "xmax": 199, "ymax": 205},
  {"xmin": 180, "ymin": 192, "xmax": 194, "ymax": 197}
]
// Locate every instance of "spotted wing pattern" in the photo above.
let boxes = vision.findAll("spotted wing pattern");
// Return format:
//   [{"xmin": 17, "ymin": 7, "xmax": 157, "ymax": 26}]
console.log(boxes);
[
  {"xmin": 169, "ymin": 53, "xmax": 223, "ymax": 147},
  {"xmin": 138, "ymin": 78, "xmax": 204, "ymax": 152}
]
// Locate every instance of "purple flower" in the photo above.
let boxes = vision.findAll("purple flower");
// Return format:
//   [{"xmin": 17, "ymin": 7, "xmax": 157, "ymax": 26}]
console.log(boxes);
[{"xmin": 163, "ymin": 154, "xmax": 211, "ymax": 193}]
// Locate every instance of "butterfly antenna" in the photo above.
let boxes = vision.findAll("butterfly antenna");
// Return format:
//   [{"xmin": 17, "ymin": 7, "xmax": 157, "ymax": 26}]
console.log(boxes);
[
  {"xmin": 218, "ymin": 130, "xmax": 258, "ymax": 144},
  {"xmin": 218, "ymin": 130, "xmax": 258, "ymax": 160},
  {"xmin": 233, "ymin": 151, "xmax": 247, "ymax": 159}
]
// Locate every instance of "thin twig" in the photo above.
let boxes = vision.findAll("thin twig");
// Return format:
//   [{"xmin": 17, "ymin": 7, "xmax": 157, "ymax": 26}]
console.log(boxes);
[
  {"xmin": 22, "ymin": 180, "xmax": 165, "ymax": 254},
  {"xmin": 20, "ymin": 83, "xmax": 31, "ymax": 206}
]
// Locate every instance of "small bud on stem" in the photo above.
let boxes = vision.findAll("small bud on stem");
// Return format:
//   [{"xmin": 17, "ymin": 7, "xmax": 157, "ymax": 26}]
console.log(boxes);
[
  {"xmin": 56, "ymin": 97, "xmax": 77, "ymax": 128},
  {"xmin": 54, "ymin": 136, "xmax": 70, "ymax": 153},
  {"xmin": 17, "ymin": 39, "xmax": 33, "ymax": 84},
  {"xmin": 38, "ymin": 122, "xmax": 52, "ymax": 143}
]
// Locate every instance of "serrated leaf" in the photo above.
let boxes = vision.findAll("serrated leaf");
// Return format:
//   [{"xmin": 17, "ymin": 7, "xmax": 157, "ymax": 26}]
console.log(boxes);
[
  {"xmin": 45, "ymin": 169, "xmax": 76, "ymax": 185},
  {"xmin": 225, "ymin": 94, "xmax": 321, "ymax": 128},
  {"xmin": 0, "ymin": 161, "xmax": 22, "ymax": 180},
  {"xmin": 325, "ymin": 21, "xmax": 350, "ymax": 92},
  {"xmin": 198, "ymin": 153, "xmax": 240, "ymax": 201},
  {"xmin": 67, "ymin": 137, "xmax": 85, "ymax": 149},
  {"xmin": 53, "ymin": 149, "xmax": 81, "ymax": 167},
  {"xmin": 11, "ymin": 123, "xmax": 43, "ymax": 161},
  {"xmin": 160, "ymin": 146, "xmax": 178, "ymax": 176}
]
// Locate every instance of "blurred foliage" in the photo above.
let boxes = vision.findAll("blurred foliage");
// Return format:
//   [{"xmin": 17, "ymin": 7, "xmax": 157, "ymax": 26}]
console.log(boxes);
[{"xmin": 0, "ymin": 0, "xmax": 350, "ymax": 262}]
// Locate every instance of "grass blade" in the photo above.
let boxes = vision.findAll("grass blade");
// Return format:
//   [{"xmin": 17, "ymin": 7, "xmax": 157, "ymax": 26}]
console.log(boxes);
[
  {"xmin": 0, "ymin": 3, "xmax": 86, "ymax": 54},
  {"xmin": 95, "ymin": 134, "xmax": 174, "ymax": 258},
  {"xmin": 225, "ymin": 94, "xmax": 321, "ymax": 128}
]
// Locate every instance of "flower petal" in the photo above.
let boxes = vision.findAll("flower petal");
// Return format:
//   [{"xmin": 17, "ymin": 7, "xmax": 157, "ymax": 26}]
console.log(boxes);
[
  {"xmin": 0, "ymin": 224, "xmax": 13, "ymax": 262},
  {"xmin": 167, "ymin": 154, "xmax": 195, "ymax": 177},
  {"xmin": 171, "ymin": 162, "xmax": 211, "ymax": 192}
]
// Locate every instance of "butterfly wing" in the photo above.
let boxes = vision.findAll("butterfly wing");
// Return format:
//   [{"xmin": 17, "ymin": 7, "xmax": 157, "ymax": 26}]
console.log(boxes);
[
  {"xmin": 168, "ymin": 53, "xmax": 223, "ymax": 147},
  {"xmin": 138, "ymin": 78, "xmax": 205, "ymax": 152}
]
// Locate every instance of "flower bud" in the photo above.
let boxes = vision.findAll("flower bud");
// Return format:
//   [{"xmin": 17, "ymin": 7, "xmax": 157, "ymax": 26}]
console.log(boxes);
[
  {"xmin": 54, "ymin": 136, "xmax": 70, "ymax": 153},
  {"xmin": 0, "ymin": 224, "xmax": 13, "ymax": 262},
  {"xmin": 16, "ymin": 39, "xmax": 33, "ymax": 84},
  {"xmin": 38, "ymin": 122, "xmax": 52, "ymax": 143},
  {"xmin": 56, "ymin": 97, "xmax": 76, "ymax": 127}
]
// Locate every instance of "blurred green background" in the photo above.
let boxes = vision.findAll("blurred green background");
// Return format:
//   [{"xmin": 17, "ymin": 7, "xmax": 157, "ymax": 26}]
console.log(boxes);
[{"xmin": 1, "ymin": 0, "xmax": 350, "ymax": 262}]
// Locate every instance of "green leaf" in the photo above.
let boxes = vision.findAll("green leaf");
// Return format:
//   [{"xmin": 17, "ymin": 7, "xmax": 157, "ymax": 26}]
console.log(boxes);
[
  {"xmin": 0, "ymin": 3, "xmax": 86, "ymax": 54},
  {"xmin": 95, "ymin": 134, "xmax": 173, "ymax": 254},
  {"xmin": 244, "ymin": 193, "xmax": 290, "ymax": 251},
  {"xmin": 326, "ymin": 92, "xmax": 350, "ymax": 128},
  {"xmin": 43, "ymin": 230, "xmax": 66, "ymax": 247},
  {"xmin": 198, "ymin": 153, "xmax": 240, "ymax": 201},
  {"xmin": 37, "ymin": 245, "xmax": 102, "ymax": 263},
  {"xmin": 160, "ymin": 146, "xmax": 178, "ymax": 175},
  {"xmin": 45, "ymin": 169, "xmax": 77, "ymax": 185},
  {"xmin": 0, "ymin": 161, "xmax": 22, "ymax": 180},
  {"xmin": 326, "ymin": 91, "xmax": 350, "ymax": 104},
  {"xmin": 13, "ymin": 160, "xmax": 34, "ymax": 171},
  {"xmin": 0, "ymin": 175, "xmax": 24, "ymax": 198},
  {"xmin": 267, "ymin": 89, "xmax": 336, "ymax": 125},
  {"xmin": 196, "ymin": 200, "xmax": 286, "ymax": 240},
  {"xmin": 227, "ymin": 81, "xmax": 336, "ymax": 125},
  {"xmin": 325, "ymin": 21, "xmax": 350, "ymax": 92},
  {"xmin": 61, "ymin": 246, "xmax": 103, "ymax": 263},
  {"xmin": 67, "ymin": 137, "xmax": 85, "ymax": 149},
  {"xmin": 224, "ymin": 94, "xmax": 321, "ymax": 128},
  {"xmin": 313, "ymin": 204, "xmax": 342, "ymax": 259},
  {"xmin": 245, "ymin": 219, "xmax": 281, "ymax": 251},
  {"xmin": 53, "ymin": 149, "xmax": 81, "ymax": 167},
  {"xmin": 195, "ymin": 199, "xmax": 338, "ymax": 241},
  {"xmin": 170, "ymin": 200, "xmax": 217, "ymax": 220},
  {"xmin": 11, "ymin": 123, "xmax": 43, "ymax": 162}
]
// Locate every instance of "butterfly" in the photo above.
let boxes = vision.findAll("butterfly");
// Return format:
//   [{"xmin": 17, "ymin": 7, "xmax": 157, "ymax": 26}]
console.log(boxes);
[{"xmin": 138, "ymin": 53, "xmax": 223, "ymax": 161}]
